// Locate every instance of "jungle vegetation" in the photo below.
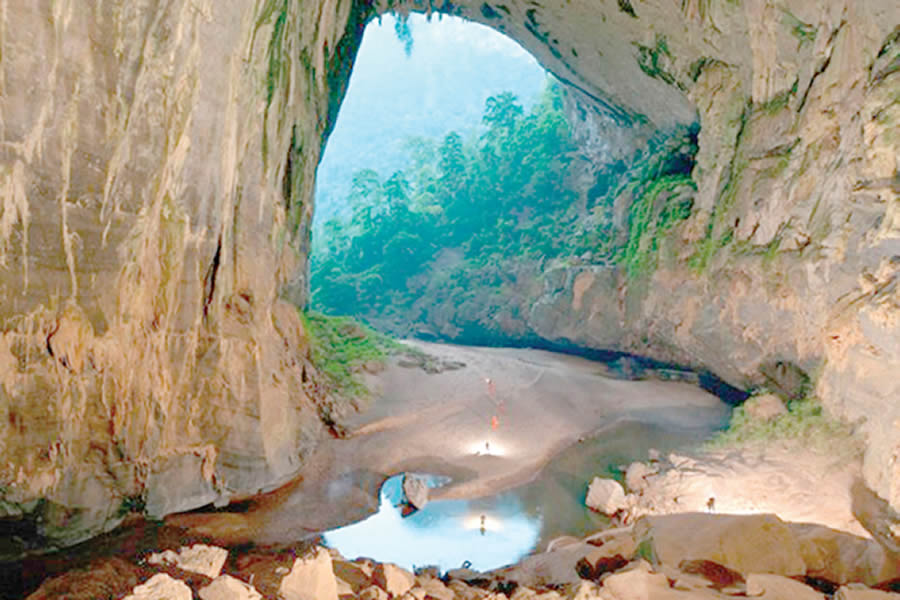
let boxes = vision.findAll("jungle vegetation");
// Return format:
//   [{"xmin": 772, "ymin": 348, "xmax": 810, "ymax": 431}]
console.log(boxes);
[{"xmin": 310, "ymin": 79, "xmax": 697, "ymax": 334}]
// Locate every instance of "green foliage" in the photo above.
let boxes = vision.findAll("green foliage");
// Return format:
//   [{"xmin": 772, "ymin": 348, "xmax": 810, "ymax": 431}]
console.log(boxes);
[
  {"xmin": 393, "ymin": 14, "xmax": 414, "ymax": 56},
  {"xmin": 311, "ymin": 78, "xmax": 699, "ymax": 330},
  {"xmin": 634, "ymin": 34, "xmax": 676, "ymax": 86},
  {"xmin": 311, "ymin": 79, "xmax": 582, "ymax": 318},
  {"xmin": 758, "ymin": 84, "xmax": 796, "ymax": 114},
  {"xmin": 622, "ymin": 175, "xmax": 695, "ymax": 279},
  {"xmin": 782, "ymin": 11, "xmax": 817, "ymax": 46},
  {"xmin": 116, "ymin": 494, "xmax": 146, "ymax": 518},
  {"xmin": 300, "ymin": 310, "xmax": 401, "ymax": 398},
  {"xmin": 688, "ymin": 103, "xmax": 750, "ymax": 273},
  {"xmin": 708, "ymin": 395, "xmax": 859, "ymax": 453}
]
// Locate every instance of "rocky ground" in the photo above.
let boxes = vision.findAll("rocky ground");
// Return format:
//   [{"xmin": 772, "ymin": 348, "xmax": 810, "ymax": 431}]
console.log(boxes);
[
  {"xmin": 24, "ymin": 510, "xmax": 900, "ymax": 600},
  {"xmin": 10, "ymin": 343, "xmax": 900, "ymax": 598}
]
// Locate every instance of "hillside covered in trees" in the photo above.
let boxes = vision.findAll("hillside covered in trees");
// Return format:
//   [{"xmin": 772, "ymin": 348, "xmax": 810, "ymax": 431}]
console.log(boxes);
[
  {"xmin": 314, "ymin": 14, "xmax": 547, "ymax": 223},
  {"xmin": 310, "ymin": 81, "xmax": 698, "ymax": 341}
]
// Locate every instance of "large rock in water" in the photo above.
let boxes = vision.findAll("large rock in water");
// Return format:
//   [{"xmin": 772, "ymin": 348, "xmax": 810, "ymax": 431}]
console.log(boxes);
[
  {"xmin": 0, "ymin": 0, "xmax": 897, "ymax": 553},
  {"xmin": 402, "ymin": 473, "xmax": 429, "ymax": 510},
  {"xmin": 586, "ymin": 478, "xmax": 629, "ymax": 515}
]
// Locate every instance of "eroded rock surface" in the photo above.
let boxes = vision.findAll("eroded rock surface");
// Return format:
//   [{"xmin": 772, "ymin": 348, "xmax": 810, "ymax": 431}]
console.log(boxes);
[{"xmin": 0, "ymin": 0, "xmax": 897, "ymax": 553}]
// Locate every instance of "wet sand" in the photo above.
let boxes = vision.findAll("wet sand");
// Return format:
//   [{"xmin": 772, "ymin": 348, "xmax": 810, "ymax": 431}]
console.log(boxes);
[{"xmin": 167, "ymin": 342, "xmax": 730, "ymax": 544}]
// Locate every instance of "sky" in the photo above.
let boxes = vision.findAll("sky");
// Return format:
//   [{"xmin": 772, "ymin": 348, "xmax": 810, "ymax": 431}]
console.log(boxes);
[{"xmin": 314, "ymin": 13, "xmax": 548, "ymax": 223}]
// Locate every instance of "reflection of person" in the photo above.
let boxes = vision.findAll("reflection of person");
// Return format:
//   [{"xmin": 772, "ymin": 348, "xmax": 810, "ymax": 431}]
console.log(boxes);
[{"xmin": 480, "ymin": 514, "xmax": 486, "ymax": 536}]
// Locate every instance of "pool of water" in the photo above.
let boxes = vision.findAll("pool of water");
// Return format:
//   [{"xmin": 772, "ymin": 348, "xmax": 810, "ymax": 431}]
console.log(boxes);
[
  {"xmin": 324, "ymin": 474, "xmax": 541, "ymax": 572},
  {"xmin": 323, "ymin": 417, "xmax": 727, "ymax": 573}
]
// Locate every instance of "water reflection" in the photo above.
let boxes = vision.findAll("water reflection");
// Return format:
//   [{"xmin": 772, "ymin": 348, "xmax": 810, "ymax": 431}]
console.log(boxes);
[
  {"xmin": 323, "ymin": 476, "xmax": 541, "ymax": 572},
  {"xmin": 324, "ymin": 417, "xmax": 728, "ymax": 573}
]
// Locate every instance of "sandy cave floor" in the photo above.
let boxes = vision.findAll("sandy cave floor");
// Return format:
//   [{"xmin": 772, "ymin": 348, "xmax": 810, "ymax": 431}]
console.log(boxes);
[{"xmin": 166, "ymin": 341, "xmax": 875, "ymax": 548}]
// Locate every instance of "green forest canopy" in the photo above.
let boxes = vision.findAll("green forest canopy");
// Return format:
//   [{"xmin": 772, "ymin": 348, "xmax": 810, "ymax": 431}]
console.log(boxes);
[{"xmin": 311, "ymin": 79, "xmax": 698, "ymax": 330}]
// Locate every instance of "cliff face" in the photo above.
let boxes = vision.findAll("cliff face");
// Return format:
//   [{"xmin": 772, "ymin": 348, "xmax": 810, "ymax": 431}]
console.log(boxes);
[
  {"xmin": 0, "ymin": 0, "xmax": 896, "ymax": 552},
  {"xmin": 389, "ymin": 0, "xmax": 899, "ymax": 516},
  {"xmin": 0, "ymin": 0, "xmax": 370, "ymax": 552}
]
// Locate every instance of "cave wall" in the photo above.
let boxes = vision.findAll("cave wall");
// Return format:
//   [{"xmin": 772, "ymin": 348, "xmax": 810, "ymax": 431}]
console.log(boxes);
[
  {"xmin": 0, "ymin": 0, "xmax": 370, "ymax": 552},
  {"xmin": 387, "ymin": 0, "xmax": 899, "ymax": 515},
  {"xmin": 0, "ymin": 0, "xmax": 896, "ymax": 552}
]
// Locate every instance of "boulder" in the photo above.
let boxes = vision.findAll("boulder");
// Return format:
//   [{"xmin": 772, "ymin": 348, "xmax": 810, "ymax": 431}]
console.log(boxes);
[
  {"xmin": 147, "ymin": 544, "xmax": 229, "ymax": 578},
  {"xmin": 586, "ymin": 478, "xmax": 628, "ymax": 515},
  {"xmin": 360, "ymin": 585, "xmax": 391, "ymax": 600},
  {"xmin": 337, "ymin": 578, "xmax": 355, "ymax": 597},
  {"xmin": 124, "ymin": 573, "xmax": 192, "ymax": 600},
  {"xmin": 374, "ymin": 562, "xmax": 417, "ymax": 597},
  {"xmin": 279, "ymin": 547, "xmax": 339, "ymax": 600},
  {"xmin": 199, "ymin": 575, "xmax": 263, "ymax": 600},
  {"xmin": 633, "ymin": 513, "xmax": 806, "ymax": 576},
  {"xmin": 679, "ymin": 559, "xmax": 745, "ymax": 591},
  {"xmin": 402, "ymin": 588, "xmax": 427, "ymax": 600},
  {"xmin": 334, "ymin": 559, "xmax": 374, "ymax": 592},
  {"xmin": 509, "ymin": 586, "xmax": 543, "ymax": 600},
  {"xmin": 569, "ymin": 580, "xmax": 603, "ymax": 600},
  {"xmin": 790, "ymin": 523, "xmax": 900, "ymax": 585},
  {"xmin": 403, "ymin": 473, "xmax": 429, "ymax": 510},
  {"xmin": 448, "ymin": 580, "xmax": 489, "ymax": 600},
  {"xmin": 417, "ymin": 576, "xmax": 455, "ymax": 600},
  {"xmin": 742, "ymin": 394, "xmax": 788, "ymax": 422},
  {"xmin": 746, "ymin": 574, "xmax": 825, "ymax": 600},
  {"xmin": 624, "ymin": 463, "xmax": 657, "ymax": 494},
  {"xmin": 836, "ymin": 585, "xmax": 900, "ymax": 600},
  {"xmin": 597, "ymin": 561, "xmax": 670, "ymax": 600},
  {"xmin": 445, "ymin": 567, "xmax": 482, "ymax": 581}
]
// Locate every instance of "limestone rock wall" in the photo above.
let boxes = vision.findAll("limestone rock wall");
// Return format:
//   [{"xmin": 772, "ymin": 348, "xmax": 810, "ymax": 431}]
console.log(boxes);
[
  {"xmin": 0, "ymin": 0, "xmax": 369, "ymax": 552},
  {"xmin": 0, "ymin": 0, "xmax": 897, "ymax": 552},
  {"xmin": 388, "ymin": 0, "xmax": 899, "ymax": 512}
]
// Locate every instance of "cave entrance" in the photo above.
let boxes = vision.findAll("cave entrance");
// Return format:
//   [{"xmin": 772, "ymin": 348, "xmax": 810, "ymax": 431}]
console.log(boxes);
[
  {"xmin": 312, "ymin": 12, "xmax": 551, "ymax": 335},
  {"xmin": 310, "ymin": 12, "xmax": 699, "ymax": 350}
]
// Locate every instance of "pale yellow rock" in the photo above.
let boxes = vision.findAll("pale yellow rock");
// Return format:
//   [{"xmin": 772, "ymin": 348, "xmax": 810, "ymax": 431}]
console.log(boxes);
[
  {"xmin": 625, "ymin": 462, "xmax": 658, "ymax": 494},
  {"xmin": 835, "ymin": 586, "xmax": 900, "ymax": 600},
  {"xmin": 124, "ymin": 573, "xmax": 192, "ymax": 600},
  {"xmin": 373, "ymin": 563, "xmax": 417, "ymax": 597},
  {"xmin": 147, "ymin": 544, "xmax": 229, "ymax": 578},
  {"xmin": 279, "ymin": 547, "xmax": 339, "ymax": 600},
  {"xmin": 586, "ymin": 478, "xmax": 628, "ymax": 515},
  {"xmin": 634, "ymin": 513, "xmax": 806, "ymax": 576},
  {"xmin": 360, "ymin": 585, "xmax": 391, "ymax": 600},
  {"xmin": 336, "ymin": 577, "xmax": 354, "ymax": 597},
  {"xmin": 448, "ymin": 580, "xmax": 489, "ymax": 600},
  {"xmin": 791, "ymin": 522, "xmax": 900, "ymax": 585},
  {"xmin": 570, "ymin": 580, "xmax": 603, "ymax": 600},
  {"xmin": 742, "ymin": 394, "xmax": 787, "ymax": 422},
  {"xmin": 746, "ymin": 574, "xmax": 824, "ymax": 600},
  {"xmin": 417, "ymin": 576, "xmax": 455, "ymax": 600},
  {"xmin": 334, "ymin": 559, "xmax": 373, "ymax": 592},
  {"xmin": 199, "ymin": 574, "xmax": 263, "ymax": 600},
  {"xmin": 598, "ymin": 561, "xmax": 669, "ymax": 600}
]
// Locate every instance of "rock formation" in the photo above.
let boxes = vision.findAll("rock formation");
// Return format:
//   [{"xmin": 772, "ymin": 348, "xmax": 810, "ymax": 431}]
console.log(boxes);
[{"xmin": 0, "ymin": 0, "xmax": 897, "ymax": 551}]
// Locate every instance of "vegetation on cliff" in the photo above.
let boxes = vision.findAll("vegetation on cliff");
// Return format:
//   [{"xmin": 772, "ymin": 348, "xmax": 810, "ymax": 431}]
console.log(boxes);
[
  {"xmin": 311, "ymin": 79, "xmax": 698, "ymax": 335},
  {"xmin": 300, "ymin": 310, "xmax": 401, "ymax": 399},
  {"xmin": 708, "ymin": 393, "xmax": 859, "ymax": 454}
]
